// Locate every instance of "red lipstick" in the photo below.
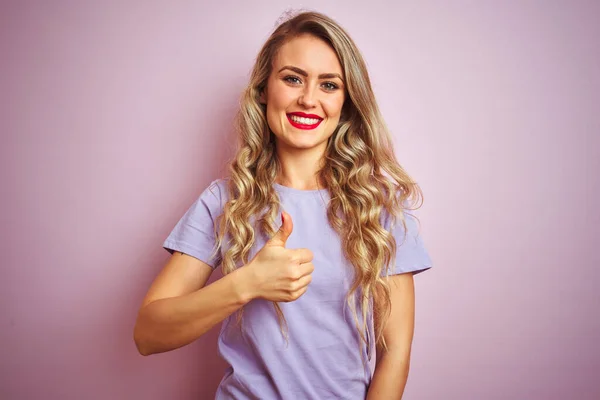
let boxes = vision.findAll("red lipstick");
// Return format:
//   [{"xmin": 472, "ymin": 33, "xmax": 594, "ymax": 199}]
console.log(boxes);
[{"xmin": 287, "ymin": 112, "xmax": 323, "ymax": 130}]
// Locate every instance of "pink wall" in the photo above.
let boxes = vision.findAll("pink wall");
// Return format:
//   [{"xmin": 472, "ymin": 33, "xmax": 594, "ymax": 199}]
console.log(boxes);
[{"xmin": 1, "ymin": 1, "xmax": 598, "ymax": 399}]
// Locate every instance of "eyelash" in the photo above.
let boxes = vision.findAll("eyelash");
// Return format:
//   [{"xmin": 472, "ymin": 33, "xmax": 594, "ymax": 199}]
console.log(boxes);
[{"xmin": 283, "ymin": 75, "xmax": 339, "ymax": 91}]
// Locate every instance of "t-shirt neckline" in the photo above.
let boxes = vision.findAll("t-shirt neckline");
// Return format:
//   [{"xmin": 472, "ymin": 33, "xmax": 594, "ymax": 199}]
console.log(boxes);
[{"xmin": 273, "ymin": 182, "xmax": 329, "ymax": 195}]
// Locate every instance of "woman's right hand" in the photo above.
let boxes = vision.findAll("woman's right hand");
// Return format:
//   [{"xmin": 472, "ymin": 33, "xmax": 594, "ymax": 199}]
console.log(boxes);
[{"xmin": 244, "ymin": 211, "xmax": 314, "ymax": 302}]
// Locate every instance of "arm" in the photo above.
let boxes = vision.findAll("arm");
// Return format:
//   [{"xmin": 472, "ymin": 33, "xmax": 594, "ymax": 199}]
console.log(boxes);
[
  {"xmin": 134, "ymin": 212, "xmax": 313, "ymax": 357},
  {"xmin": 366, "ymin": 272, "xmax": 415, "ymax": 400},
  {"xmin": 133, "ymin": 252, "xmax": 254, "ymax": 356}
]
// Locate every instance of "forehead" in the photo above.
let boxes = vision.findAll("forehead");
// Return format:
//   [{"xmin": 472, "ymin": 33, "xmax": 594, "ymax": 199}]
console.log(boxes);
[{"xmin": 273, "ymin": 34, "xmax": 343, "ymax": 75}]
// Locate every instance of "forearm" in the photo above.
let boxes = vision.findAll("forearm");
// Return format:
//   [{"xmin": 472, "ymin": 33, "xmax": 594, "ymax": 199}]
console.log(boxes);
[
  {"xmin": 134, "ymin": 267, "xmax": 253, "ymax": 355},
  {"xmin": 366, "ymin": 350, "xmax": 410, "ymax": 400}
]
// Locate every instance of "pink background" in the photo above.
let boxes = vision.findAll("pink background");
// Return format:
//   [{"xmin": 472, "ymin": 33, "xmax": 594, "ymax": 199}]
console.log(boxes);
[{"xmin": 1, "ymin": 1, "xmax": 598, "ymax": 399}]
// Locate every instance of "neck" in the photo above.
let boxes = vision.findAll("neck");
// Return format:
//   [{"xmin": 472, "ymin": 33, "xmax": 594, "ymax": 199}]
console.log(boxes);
[{"xmin": 274, "ymin": 142, "xmax": 326, "ymax": 190}]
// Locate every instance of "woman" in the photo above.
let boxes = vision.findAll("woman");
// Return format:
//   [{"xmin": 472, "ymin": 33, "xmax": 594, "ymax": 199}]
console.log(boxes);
[{"xmin": 134, "ymin": 11, "xmax": 432, "ymax": 399}]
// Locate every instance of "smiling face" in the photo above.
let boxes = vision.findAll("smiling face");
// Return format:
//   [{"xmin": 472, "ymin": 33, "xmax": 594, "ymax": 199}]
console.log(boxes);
[{"xmin": 261, "ymin": 34, "xmax": 346, "ymax": 154}]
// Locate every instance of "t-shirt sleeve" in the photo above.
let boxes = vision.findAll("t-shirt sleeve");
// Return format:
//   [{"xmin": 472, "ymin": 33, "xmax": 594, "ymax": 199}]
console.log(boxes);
[
  {"xmin": 382, "ymin": 208, "xmax": 433, "ymax": 277},
  {"xmin": 162, "ymin": 179, "xmax": 224, "ymax": 269}
]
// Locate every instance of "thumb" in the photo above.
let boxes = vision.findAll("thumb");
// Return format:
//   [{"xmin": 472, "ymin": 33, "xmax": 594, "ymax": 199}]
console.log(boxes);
[{"xmin": 268, "ymin": 211, "xmax": 293, "ymax": 247}]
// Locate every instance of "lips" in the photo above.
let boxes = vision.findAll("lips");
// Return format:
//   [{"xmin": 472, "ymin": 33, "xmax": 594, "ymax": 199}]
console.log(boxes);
[{"xmin": 287, "ymin": 112, "xmax": 323, "ymax": 130}]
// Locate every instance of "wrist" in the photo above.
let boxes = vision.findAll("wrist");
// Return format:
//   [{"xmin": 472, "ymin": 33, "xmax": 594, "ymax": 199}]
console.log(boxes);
[{"xmin": 230, "ymin": 264, "xmax": 257, "ymax": 305}]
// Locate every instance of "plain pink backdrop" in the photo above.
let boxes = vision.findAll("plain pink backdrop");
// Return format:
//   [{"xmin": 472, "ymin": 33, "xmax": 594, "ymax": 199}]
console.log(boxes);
[{"xmin": 1, "ymin": 1, "xmax": 598, "ymax": 399}]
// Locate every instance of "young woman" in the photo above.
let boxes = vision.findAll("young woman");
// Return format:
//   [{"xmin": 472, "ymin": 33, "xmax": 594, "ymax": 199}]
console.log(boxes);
[{"xmin": 134, "ymin": 11, "xmax": 432, "ymax": 399}]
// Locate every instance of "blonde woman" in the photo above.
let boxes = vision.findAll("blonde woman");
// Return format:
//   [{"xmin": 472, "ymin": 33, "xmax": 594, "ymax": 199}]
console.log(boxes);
[{"xmin": 134, "ymin": 11, "xmax": 432, "ymax": 400}]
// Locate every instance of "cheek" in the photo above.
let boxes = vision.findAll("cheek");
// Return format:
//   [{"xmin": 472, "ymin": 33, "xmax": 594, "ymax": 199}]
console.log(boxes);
[
  {"xmin": 265, "ymin": 86, "xmax": 289, "ymax": 134},
  {"xmin": 267, "ymin": 81, "xmax": 294, "ymax": 109},
  {"xmin": 324, "ymin": 95, "xmax": 345, "ymax": 119},
  {"xmin": 265, "ymin": 105, "xmax": 281, "ymax": 135}
]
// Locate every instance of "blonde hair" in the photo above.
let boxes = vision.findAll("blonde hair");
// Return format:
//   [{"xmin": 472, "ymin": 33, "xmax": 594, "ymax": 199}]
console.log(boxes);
[{"xmin": 214, "ymin": 11, "xmax": 423, "ymax": 361}]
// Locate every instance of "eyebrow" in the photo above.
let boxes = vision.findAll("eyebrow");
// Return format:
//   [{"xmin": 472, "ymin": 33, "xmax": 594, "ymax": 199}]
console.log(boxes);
[{"xmin": 278, "ymin": 65, "xmax": 344, "ymax": 81}]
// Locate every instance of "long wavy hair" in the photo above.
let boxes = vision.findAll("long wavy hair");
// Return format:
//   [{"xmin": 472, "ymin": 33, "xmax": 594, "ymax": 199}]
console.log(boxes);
[{"xmin": 213, "ymin": 11, "xmax": 423, "ymax": 361}]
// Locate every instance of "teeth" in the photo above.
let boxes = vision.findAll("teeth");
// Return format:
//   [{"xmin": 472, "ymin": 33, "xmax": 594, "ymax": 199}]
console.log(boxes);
[{"xmin": 290, "ymin": 115, "xmax": 320, "ymax": 125}]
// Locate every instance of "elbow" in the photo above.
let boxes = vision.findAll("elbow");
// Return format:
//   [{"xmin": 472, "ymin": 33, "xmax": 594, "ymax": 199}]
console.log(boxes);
[
  {"xmin": 133, "ymin": 315, "xmax": 156, "ymax": 356},
  {"xmin": 134, "ymin": 337, "xmax": 152, "ymax": 356},
  {"xmin": 133, "ymin": 327, "xmax": 152, "ymax": 356},
  {"xmin": 134, "ymin": 330, "xmax": 158, "ymax": 356}
]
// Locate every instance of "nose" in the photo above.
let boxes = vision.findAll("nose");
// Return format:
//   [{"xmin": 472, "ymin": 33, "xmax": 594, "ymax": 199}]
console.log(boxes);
[{"xmin": 298, "ymin": 85, "xmax": 317, "ymax": 108}]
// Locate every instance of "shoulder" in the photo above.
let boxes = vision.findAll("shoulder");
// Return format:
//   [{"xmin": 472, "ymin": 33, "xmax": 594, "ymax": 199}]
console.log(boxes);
[
  {"xmin": 205, "ymin": 177, "xmax": 227, "ymax": 195},
  {"xmin": 204, "ymin": 178, "xmax": 230, "ymax": 199},
  {"xmin": 193, "ymin": 178, "xmax": 230, "ymax": 216}
]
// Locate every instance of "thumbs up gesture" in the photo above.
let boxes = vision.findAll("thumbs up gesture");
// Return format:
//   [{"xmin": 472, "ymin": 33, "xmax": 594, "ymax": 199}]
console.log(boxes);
[{"xmin": 245, "ymin": 211, "xmax": 314, "ymax": 302}]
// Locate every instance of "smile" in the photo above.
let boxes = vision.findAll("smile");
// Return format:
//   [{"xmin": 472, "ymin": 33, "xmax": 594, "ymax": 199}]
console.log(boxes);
[{"xmin": 287, "ymin": 113, "xmax": 323, "ymax": 130}]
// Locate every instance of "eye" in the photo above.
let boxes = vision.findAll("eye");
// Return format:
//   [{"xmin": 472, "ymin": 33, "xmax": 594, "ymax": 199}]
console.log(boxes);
[
  {"xmin": 283, "ymin": 75, "xmax": 302, "ymax": 85},
  {"xmin": 322, "ymin": 82, "xmax": 339, "ymax": 91}
]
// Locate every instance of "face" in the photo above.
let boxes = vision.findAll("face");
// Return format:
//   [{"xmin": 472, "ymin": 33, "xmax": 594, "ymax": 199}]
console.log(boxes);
[{"xmin": 261, "ymin": 34, "xmax": 346, "ymax": 154}]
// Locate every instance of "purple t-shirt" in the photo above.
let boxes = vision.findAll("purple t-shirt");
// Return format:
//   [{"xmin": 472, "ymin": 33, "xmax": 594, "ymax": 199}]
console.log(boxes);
[{"xmin": 163, "ymin": 178, "xmax": 432, "ymax": 399}]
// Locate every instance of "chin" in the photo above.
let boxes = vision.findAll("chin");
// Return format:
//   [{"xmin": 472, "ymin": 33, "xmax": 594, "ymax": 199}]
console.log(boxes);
[
  {"xmin": 277, "ymin": 137, "xmax": 322, "ymax": 150},
  {"xmin": 285, "ymin": 141, "xmax": 318, "ymax": 149}
]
